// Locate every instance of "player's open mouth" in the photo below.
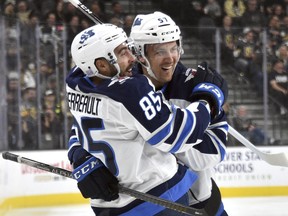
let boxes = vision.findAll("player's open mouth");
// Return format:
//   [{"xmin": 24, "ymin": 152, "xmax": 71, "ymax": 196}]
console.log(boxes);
[{"xmin": 161, "ymin": 66, "xmax": 173, "ymax": 71}]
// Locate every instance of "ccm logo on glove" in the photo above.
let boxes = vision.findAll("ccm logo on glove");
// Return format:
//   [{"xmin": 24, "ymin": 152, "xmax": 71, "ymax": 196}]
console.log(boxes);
[
  {"xmin": 194, "ymin": 83, "xmax": 224, "ymax": 106},
  {"xmin": 73, "ymin": 157, "xmax": 103, "ymax": 181},
  {"xmin": 191, "ymin": 82, "xmax": 224, "ymax": 119}
]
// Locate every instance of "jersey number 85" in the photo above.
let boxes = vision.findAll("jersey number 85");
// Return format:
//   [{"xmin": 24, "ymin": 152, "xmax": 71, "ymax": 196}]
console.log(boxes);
[{"xmin": 139, "ymin": 91, "xmax": 162, "ymax": 120}]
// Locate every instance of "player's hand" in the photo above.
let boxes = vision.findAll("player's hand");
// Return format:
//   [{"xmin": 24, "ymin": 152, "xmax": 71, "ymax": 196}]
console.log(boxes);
[
  {"xmin": 190, "ymin": 62, "xmax": 228, "ymax": 118},
  {"xmin": 72, "ymin": 149, "xmax": 119, "ymax": 201}
]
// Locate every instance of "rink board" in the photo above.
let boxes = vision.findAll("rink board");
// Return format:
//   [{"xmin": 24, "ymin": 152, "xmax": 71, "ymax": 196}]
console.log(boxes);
[
  {"xmin": 0, "ymin": 147, "xmax": 288, "ymax": 211},
  {"xmin": 214, "ymin": 146, "xmax": 288, "ymax": 197}
]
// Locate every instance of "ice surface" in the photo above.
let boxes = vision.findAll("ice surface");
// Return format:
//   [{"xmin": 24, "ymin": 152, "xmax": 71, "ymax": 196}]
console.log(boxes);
[{"xmin": 3, "ymin": 196, "xmax": 288, "ymax": 216}]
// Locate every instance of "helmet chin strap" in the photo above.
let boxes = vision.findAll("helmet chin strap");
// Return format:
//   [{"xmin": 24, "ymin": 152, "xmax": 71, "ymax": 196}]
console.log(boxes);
[
  {"xmin": 94, "ymin": 63, "xmax": 121, "ymax": 79},
  {"xmin": 95, "ymin": 73, "xmax": 115, "ymax": 79},
  {"xmin": 139, "ymin": 57, "xmax": 158, "ymax": 81}
]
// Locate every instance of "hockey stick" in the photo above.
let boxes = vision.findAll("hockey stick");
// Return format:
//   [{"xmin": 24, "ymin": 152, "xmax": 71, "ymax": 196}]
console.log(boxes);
[
  {"xmin": 2, "ymin": 152, "xmax": 207, "ymax": 216},
  {"xmin": 228, "ymin": 124, "xmax": 288, "ymax": 167},
  {"xmin": 68, "ymin": 0, "xmax": 102, "ymax": 24}
]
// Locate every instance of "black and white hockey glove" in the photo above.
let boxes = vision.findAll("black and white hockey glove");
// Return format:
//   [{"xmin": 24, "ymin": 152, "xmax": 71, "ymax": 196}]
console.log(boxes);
[
  {"xmin": 72, "ymin": 148, "xmax": 119, "ymax": 201},
  {"xmin": 190, "ymin": 62, "xmax": 228, "ymax": 119}
]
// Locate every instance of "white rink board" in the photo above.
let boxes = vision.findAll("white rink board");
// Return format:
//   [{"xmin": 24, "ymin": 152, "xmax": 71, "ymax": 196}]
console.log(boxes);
[
  {"xmin": 214, "ymin": 146, "xmax": 288, "ymax": 187},
  {"xmin": 1, "ymin": 147, "xmax": 288, "ymax": 199},
  {"xmin": 0, "ymin": 150, "xmax": 78, "ymax": 199}
]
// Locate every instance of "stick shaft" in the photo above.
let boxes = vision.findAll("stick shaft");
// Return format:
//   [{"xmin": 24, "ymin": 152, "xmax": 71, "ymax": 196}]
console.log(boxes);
[
  {"xmin": 2, "ymin": 152, "xmax": 206, "ymax": 216},
  {"xmin": 68, "ymin": 0, "xmax": 102, "ymax": 24},
  {"xmin": 228, "ymin": 124, "xmax": 288, "ymax": 167}
]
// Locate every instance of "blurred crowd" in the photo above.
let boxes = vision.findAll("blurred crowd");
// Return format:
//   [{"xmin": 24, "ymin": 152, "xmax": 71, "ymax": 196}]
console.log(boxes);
[
  {"xmin": 1, "ymin": 0, "xmax": 288, "ymax": 150},
  {"xmin": 190, "ymin": 0, "xmax": 288, "ymax": 114},
  {"xmin": 1, "ymin": 0, "xmax": 136, "ymax": 150}
]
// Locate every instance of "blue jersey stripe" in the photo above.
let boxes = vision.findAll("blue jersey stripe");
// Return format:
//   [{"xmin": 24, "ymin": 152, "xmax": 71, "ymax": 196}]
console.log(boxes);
[
  {"xmin": 147, "ymin": 117, "xmax": 174, "ymax": 145},
  {"xmin": 68, "ymin": 137, "xmax": 78, "ymax": 147},
  {"xmin": 120, "ymin": 168, "xmax": 198, "ymax": 216},
  {"xmin": 170, "ymin": 110, "xmax": 194, "ymax": 153},
  {"xmin": 207, "ymin": 131, "xmax": 226, "ymax": 161},
  {"xmin": 147, "ymin": 107, "xmax": 177, "ymax": 145},
  {"xmin": 215, "ymin": 201, "xmax": 225, "ymax": 216}
]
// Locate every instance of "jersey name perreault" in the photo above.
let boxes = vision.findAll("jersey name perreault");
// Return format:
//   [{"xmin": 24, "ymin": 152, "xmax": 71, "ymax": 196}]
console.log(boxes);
[{"xmin": 67, "ymin": 92, "xmax": 101, "ymax": 115}]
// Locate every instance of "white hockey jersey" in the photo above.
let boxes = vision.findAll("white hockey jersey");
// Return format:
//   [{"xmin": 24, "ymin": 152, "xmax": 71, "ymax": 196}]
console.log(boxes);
[{"xmin": 66, "ymin": 67, "xmax": 213, "ymax": 215}]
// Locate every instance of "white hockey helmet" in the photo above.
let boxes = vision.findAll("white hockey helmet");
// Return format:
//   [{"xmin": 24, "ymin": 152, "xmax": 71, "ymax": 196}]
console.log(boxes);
[
  {"xmin": 71, "ymin": 24, "xmax": 128, "ymax": 78},
  {"xmin": 130, "ymin": 11, "xmax": 183, "ymax": 78}
]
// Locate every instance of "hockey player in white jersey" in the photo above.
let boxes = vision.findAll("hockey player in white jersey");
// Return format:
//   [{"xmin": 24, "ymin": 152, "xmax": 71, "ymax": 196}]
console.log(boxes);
[
  {"xmin": 66, "ymin": 23, "xmax": 225, "ymax": 215},
  {"xmin": 130, "ymin": 11, "xmax": 229, "ymax": 216}
]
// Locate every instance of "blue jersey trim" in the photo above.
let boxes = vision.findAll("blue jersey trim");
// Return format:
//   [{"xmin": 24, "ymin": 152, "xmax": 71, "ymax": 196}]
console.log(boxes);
[
  {"xmin": 215, "ymin": 201, "xmax": 225, "ymax": 216},
  {"xmin": 147, "ymin": 109, "xmax": 176, "ymax": 145},
  {"xmin": 91, "ymin": 164, "xmax": 198, "ymax": 215},
  {"xmin": 68, "ymin": 137, "xmax": 78, "ymax": 147},
  {"xmin": 120, "ymin": 169, "xmax": 198, "ymax": 216},
  {"xmin": 208, "ymin": 131, "xmax": 226, "ymax": 161},
  {"xmin": 218, "ymin": 124, "xmax": 228, "ymax": 161},
  {"xmin": 170, "ymin": 110, "xmax": 194, "ymax": 153}
]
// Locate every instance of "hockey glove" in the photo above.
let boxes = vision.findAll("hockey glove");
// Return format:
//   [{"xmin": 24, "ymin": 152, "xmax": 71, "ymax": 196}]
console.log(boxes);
[
  {"xmin": 190, "ymin": 62, "xmax": 228, "ymax": 119},
  {"xmin": 72, "ymin": 148, "xmax": 119, "ymax": 201}
]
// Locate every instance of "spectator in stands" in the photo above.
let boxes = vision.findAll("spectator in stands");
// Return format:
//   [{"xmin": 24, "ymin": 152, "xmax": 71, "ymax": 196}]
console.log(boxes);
[
  {"xmin": 187, "ymin": 1, "xmax": 205, "ymax": 28},
  {"xmin": 241, "ymin": 0, "xmax": 266, "ymax": 35},
  {"xmin": 3, "ymin": 0, "xmax": 17, "ymax": 27},
  {"xmin": 20, "ymin": 87, "xmax": 38, "ymax": 149},
  {"xmin": 280, "ymin": 15, "xmax": 288, "ymax": 44},
  {"xmin": 107, "ymin": 1, "xmax": 126, "ymax": 25},
  {"xmin": 20, "ymin": 12, "xmax": 39, "ymax": 64},
  {"xmin": 197, "ymin": 1, "xmax": 217, "ymax": 46},
  {"xmin": 41, "ymin": 11, "xmax": 57, "ymax": 38},
  {"xmin": 233, "ymin": 29, "xmax": 260, "ymax": 79},
  {"xmin": 7, "ymin": 72, "xmax": 20, "ymax": 150},
  {"xmin": 16, "ymin": 0, "xmax": 31, "ymax": 25},
  {"xmin": 22, "ymin": 63, "xmax": 36, "ymax": 92},
  {"xmin": 274, "ymin": 44, "xmax": 288, "ymax": 71},
  {"xmin": 271, "ymin": 3, "xmax": 285, "ymax": 23},
  {"xmin": 203, "ymin": 0, "xmax": 222, "ymax": 26},
  {"xmin": 268, "ymin": 59, "xmax": 288, "ymax": 114},
  {"xmin": 220, "ymin": 15, "xmax": 237, "ymax": 66},
  {"xmin": 41, "ymin": 89, "xmax": 62, "ymax": 149},
  {"xmin": 40, "ymin": 11, "xmax": 64, "ymax": 70},
  {"xmin": 260, "ymin": 0, "xmax": 286, "ymax": 17},
  {"xmin": 5, "ymin": 35, "xmax": 18, "ymax": 72},
  {"xmin": 89, "ymin": 1, "xmax": 108, "ymax": 23},
  {"xmin": 32, "ymin": 0, "xmax": 56, "ymax": 22},
  {"xmin": 224, "ymin": 0, "xmax": 246, "ymax": 27},
  {"xmin": 267, "ymin": 15, "xmax": 283, "ymax": 54},
  {"xmin": 38, "ymin": 60, "xmax": 54, "ymax": 94},
  {"xmin": 55, "ymin": 0, "xmax": 65, "ymax": 23},
  {"xmin": 109, "ymin": 16, "xmax": 122, "ymax": 27},
  {"xmin": 61, "ymin": 1, "xmax": 78, "ymax": 24},
  {"xmin": 80, "ymin": 17, "xmax": 92, "ymax": 30},
  {"xmin": 284, "ymin": 0, "xmax": 288, "ymax": 15},
  {"xmin": 66, "ymin": 15, "xmax": 81, "ymax": 51},
  {"xmin": 123, "ymin": 14, "xmax": 134, "ymax": 35},
  {"xmin": 232, "ymin": 105, "xmax": 266, "ymax": 145}
]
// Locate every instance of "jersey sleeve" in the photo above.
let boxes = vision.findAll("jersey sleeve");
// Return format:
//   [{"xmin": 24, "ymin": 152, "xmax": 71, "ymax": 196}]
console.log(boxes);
[
  {"xmin": 162, "ymin": 65, "xmax": 229, "ymax": 170},
  {"xmin": 175, "ymin": 110, "xmax": 228, "ymax": 170},
  {"xmin": 67, "ymin": 124, "xmax": 82, "ymax": 164}
]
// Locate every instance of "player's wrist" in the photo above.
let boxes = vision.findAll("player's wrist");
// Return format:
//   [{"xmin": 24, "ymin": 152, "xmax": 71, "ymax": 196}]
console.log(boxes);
[
  {"xmin": 198, "ymin": 100, "xmax": 211, "ymax": 112},
  {"xmin": 72, "ymin": 156, "xmax": 104, "ymax": 182}
]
